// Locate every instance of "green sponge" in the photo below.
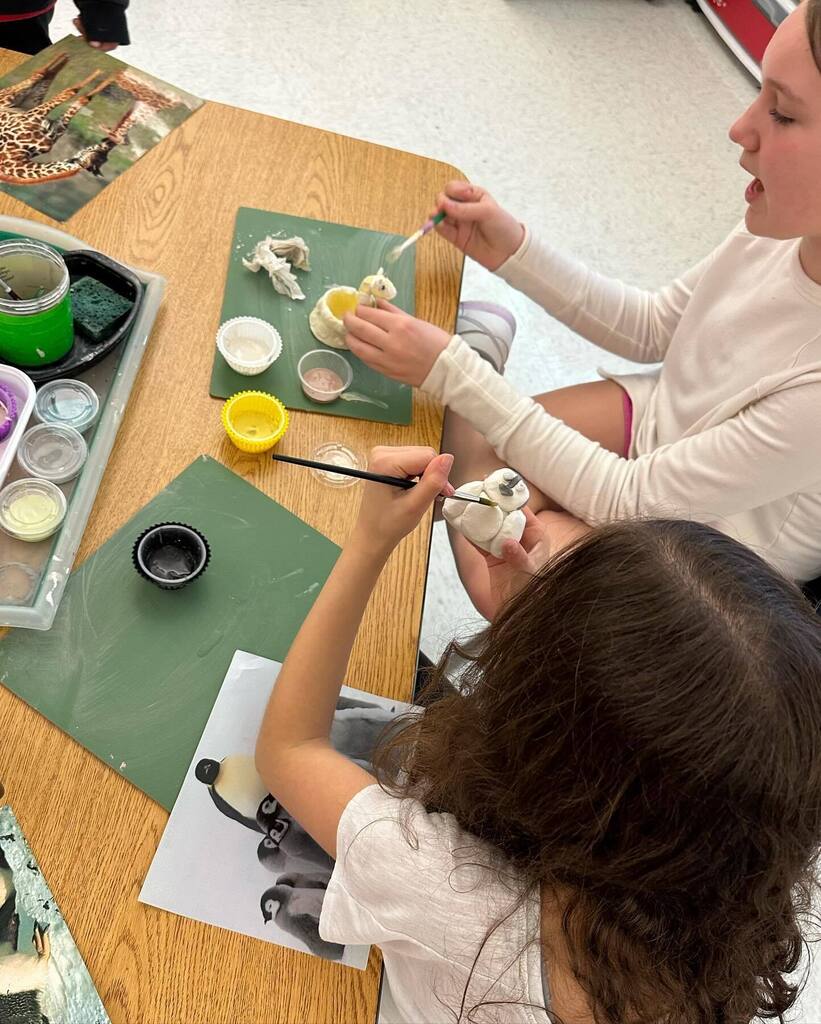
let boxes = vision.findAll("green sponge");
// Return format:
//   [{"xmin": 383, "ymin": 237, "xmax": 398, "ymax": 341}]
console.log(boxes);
[{"xmin": 70, "ymin": 276, "xmax": 133, "ymax": 344}]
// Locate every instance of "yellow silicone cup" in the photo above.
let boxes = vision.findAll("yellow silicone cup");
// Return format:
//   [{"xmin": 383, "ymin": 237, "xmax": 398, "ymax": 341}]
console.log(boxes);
[{"xmin": 221, "ymin": 391, "xmax": 289, "ymax": 453}]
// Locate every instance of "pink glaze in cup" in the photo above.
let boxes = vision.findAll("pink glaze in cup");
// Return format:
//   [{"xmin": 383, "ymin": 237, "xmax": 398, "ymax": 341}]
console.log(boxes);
[{"xmin": 297, "ymin": 349, "xmax": 352, "ymax": 403}]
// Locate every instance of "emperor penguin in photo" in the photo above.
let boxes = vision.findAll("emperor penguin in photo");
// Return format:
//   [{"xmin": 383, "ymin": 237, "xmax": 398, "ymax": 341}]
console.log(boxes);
[
  {"xmin": 0, "ymin": 844, "xmax": 19, "ymax": 963},
  {"xmin": 195, "ymin": 755, "xmax": 273, "ymax": 833},
  {"xmin": 260, "ymin": 872, "xmax": 344, "ymax": 961},
  {"xmin": 194, "ymin": 755, "xmax": 332, "ymax": 873}
]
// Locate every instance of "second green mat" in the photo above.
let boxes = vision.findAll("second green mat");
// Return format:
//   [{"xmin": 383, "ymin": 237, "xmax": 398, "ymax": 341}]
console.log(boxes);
[
  {"xmin": 210, "ymin": 207, "xmax": 415, "ymax": 425},
  {"xmin": 0, "ymin": 456, "xmax": 340, "ymax": 811}
]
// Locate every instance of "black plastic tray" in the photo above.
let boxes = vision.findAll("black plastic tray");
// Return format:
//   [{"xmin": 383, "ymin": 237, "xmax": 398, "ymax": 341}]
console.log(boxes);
[{"xmin": 7, "ymin": 250, "xmax": 143, "ymax": 385}]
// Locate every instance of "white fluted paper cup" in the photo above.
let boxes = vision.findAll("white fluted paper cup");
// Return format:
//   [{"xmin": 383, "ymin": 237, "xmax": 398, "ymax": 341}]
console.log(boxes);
[{"xmin": 216, "ymin": 317, "xmax": 282, "ymax": 375}]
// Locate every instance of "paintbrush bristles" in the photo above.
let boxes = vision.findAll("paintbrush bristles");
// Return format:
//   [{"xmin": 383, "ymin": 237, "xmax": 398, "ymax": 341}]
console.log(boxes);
[
  {"xmin": 449, "ymin": 492, "xmax": 497, "ymax": 507},
  {"xmin": 386, "ymin": 211, "xmax": 445, "ymax": 264},
  {"xmin": 386, "ymin": 231, "xmax": 421, "ymax": 264}
]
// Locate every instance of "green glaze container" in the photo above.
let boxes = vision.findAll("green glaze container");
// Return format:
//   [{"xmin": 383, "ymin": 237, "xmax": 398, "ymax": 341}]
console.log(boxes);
[{"xmin": 0, "ymin": 239, "xmax": 73, "ymax": 367}]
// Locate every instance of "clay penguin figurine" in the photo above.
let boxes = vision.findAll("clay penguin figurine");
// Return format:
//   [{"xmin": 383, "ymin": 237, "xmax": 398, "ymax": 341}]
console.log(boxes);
[{"xmin": 442, "ymin": 467, "xmax": 529, "ymax": 557}]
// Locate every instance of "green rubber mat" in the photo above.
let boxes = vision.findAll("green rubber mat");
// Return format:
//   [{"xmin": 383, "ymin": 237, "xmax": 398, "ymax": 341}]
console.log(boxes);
[
  {"xmin": 210, "ymin": 207, "xmax": 415, "ymax": 425},
  {"xmin": 0, "ymin": 456, "xmax": 339, "ymax": 810}
]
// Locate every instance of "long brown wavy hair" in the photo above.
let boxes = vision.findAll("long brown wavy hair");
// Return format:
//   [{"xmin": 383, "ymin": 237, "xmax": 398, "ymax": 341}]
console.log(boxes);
[
  {"xmin": 373, "ymin": 520, "xmax": 821, "ymax": 1024},
  {"xmin": 807, "ymin": 0, "xmax": 821, "ymax": 72}
]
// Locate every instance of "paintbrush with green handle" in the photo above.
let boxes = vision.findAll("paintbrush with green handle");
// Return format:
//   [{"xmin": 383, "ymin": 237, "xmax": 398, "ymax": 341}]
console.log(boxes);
[
  {"xmin": 386, "ymin": 211, "xmax": 446, "ymax": 264},
  {"xmin": 272, "ymin": 453, "xmax": 497, "ymax": 506}
]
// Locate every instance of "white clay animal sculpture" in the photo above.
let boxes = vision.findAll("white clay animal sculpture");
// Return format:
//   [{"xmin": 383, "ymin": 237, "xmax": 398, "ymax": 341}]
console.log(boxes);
[{"xmin": 442, "ymin": 467, "xmax": 529, "ymax": 557}]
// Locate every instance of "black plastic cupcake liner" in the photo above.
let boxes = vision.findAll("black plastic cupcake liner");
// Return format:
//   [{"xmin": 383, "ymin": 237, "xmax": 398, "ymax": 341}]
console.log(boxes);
[{"xmin": 132, "ymin": 521, "xmax": 211, "ymax": 591}]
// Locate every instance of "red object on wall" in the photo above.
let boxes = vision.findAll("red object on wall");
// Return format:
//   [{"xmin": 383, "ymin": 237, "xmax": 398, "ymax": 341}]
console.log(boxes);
[
  {"xmin": 694, "ymin": 0, "xmax": 796, "ymax": 79},
  {"xmin": 704, "ymin": 1, "xmax": 778, "ymax": 62}
]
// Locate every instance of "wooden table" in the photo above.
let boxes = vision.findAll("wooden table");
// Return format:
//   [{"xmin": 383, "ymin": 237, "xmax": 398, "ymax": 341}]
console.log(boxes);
[{"xmin": 0, "ymin": 47, "xmax": 464, "ymax": 1024}]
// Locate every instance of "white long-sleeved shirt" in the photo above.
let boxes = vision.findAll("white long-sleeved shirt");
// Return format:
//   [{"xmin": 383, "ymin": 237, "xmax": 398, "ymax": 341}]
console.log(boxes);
[{"xmin": 422, "ymin": 223, "xmax": 821, "ymax": 582}]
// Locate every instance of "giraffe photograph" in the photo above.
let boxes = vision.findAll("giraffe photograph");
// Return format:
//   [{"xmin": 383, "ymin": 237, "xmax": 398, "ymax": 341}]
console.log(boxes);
[{"xmin": 0, "ymin": 35, "xmax": 203, "ymax": 221}]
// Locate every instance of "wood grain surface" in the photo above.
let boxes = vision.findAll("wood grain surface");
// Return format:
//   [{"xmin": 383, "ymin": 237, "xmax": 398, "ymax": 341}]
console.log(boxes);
[{"xmin": 0, "ymin": 47, "xmax": 464, "ymax": 1024}]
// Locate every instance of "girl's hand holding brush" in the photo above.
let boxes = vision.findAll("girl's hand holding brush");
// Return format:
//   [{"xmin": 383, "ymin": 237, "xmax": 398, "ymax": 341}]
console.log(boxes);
[
  {"xmin": 351, "ymin": 447, "xmax": 455, "ymax": 558},
  {"xmin": 432, "ymin": 181, "xmax": 525, "ymax": 271}
]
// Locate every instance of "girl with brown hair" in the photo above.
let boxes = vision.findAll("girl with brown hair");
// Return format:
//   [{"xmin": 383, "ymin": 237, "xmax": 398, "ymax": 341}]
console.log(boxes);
[{"xmin": 256, "ymin": 446, "xmax": 821, "ymax": 1024}]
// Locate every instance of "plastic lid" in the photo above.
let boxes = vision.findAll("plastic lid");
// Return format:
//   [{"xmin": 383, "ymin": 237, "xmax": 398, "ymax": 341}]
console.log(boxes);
[
  {"xmin": 309, "ymin": 442, "xmax": 363, "ymax": 488},
  {"xmin": 0, "ymin": 562, "xmax": 39, "ymax": 604},
  {"xmin": 0, "ymin": 478, "xmax": 67, "ymax": 542},
  {"xmin": 34, "ymin": 378, "xmax": 99, "ymax": 433},
  {"xmin": 17, "ymin": 423, "xmax": 87, "ymax": 484}
]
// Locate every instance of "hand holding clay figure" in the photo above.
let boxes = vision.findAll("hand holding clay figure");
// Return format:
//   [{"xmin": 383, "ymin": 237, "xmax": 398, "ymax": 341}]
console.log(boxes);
[
  {"xmin": 344, "ymin": 301, "xmax": 451, "ymax": 387},
  {"xmin": 430, "ymin": 181, "xmax": 525, "ymax": 271},
  {"xmin": 443, "ymin": 468, "xmax": 592, "ymax": 620},
  {"xmin": 351, "ymin": 446, "xmax": 455, "ymax": 554}
]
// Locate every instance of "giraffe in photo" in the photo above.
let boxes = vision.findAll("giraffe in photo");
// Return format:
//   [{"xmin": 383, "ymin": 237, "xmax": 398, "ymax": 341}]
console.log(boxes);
[
  {"xmin": 0, "ymin": 65, "xmax": 128, "ymax": 184},
  {"xmin": 0, "ymin": 62, "xmax": 184, "ymax": 185},
  {"xmin": 110, "ymin": 70, "xmax": 181, "ymax": 131},
  {"xmin": 0, "ymin": 51, "xmax": 69, "ymax": 111}
]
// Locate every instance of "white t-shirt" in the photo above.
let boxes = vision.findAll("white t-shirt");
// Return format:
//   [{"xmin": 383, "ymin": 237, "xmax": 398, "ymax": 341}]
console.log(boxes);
[
  {"xmin": 319, "ymin": 785, "xmax": 550, "ymax": 1024},
  {"xmin": 421, "ymin": 223, "xmax": 821, "ymax": 582}
]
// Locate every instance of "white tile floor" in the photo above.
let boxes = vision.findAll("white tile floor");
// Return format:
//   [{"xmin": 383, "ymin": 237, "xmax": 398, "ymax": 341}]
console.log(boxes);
[{"xmin": 48, "ymin": 0, "xmax": 819, "ymax": 1017}]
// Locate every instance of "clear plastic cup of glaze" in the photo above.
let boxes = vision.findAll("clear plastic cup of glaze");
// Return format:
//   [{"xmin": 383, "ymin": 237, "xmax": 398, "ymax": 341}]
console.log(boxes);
[
  {"xmin": 0, "ymin": 478, "xmax": 67, "ymax": 542},
  {"xmin": 297, "ymin": 349, "xmax": 352, "ymax": 403}
]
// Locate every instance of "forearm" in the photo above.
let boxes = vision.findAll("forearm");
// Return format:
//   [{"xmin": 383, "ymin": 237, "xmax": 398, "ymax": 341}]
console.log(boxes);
[
  {"xmin": 255, "ymin": 533, "xmax": 389, "ymax": 775},
  {"xmin": 425, "ymin": 339, "xmax": 821, "ymax": 526},
  {"xmin": 496, "ymin": 229, "xmax": 707, "ymax": 364}
]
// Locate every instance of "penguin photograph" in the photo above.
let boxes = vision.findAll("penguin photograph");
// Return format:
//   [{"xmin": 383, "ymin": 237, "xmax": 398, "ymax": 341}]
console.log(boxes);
[
  {"xmin": 139, "ymin": 651, "xmax": 410, "ymax": 968},
  {"xmin": 0, "ymin": 806, "xmax": 110, "ymax": 1024},
  {"xmin": 0, "ymin": 841, "xmax": 52, "ymax": 1024},
  {"xmin": 194, "ymin": 754, "xmax": 334, "ymax": 875},
  {"xmin": 260, "ymin": 873, "xmax": 344, "ymax": 961}
]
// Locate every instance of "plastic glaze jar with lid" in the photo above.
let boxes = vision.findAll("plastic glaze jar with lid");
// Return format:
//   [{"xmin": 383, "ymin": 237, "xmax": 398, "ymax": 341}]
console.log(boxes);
[{"xmin": 0, "ymin": 478, "xmax": 67, "ymax": 542}]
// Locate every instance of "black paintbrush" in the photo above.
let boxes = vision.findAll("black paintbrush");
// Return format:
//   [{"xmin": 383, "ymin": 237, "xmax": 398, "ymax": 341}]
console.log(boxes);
[{"xmin": 272, "ymin": 453, "xmax": 497, "ymax": 506}]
